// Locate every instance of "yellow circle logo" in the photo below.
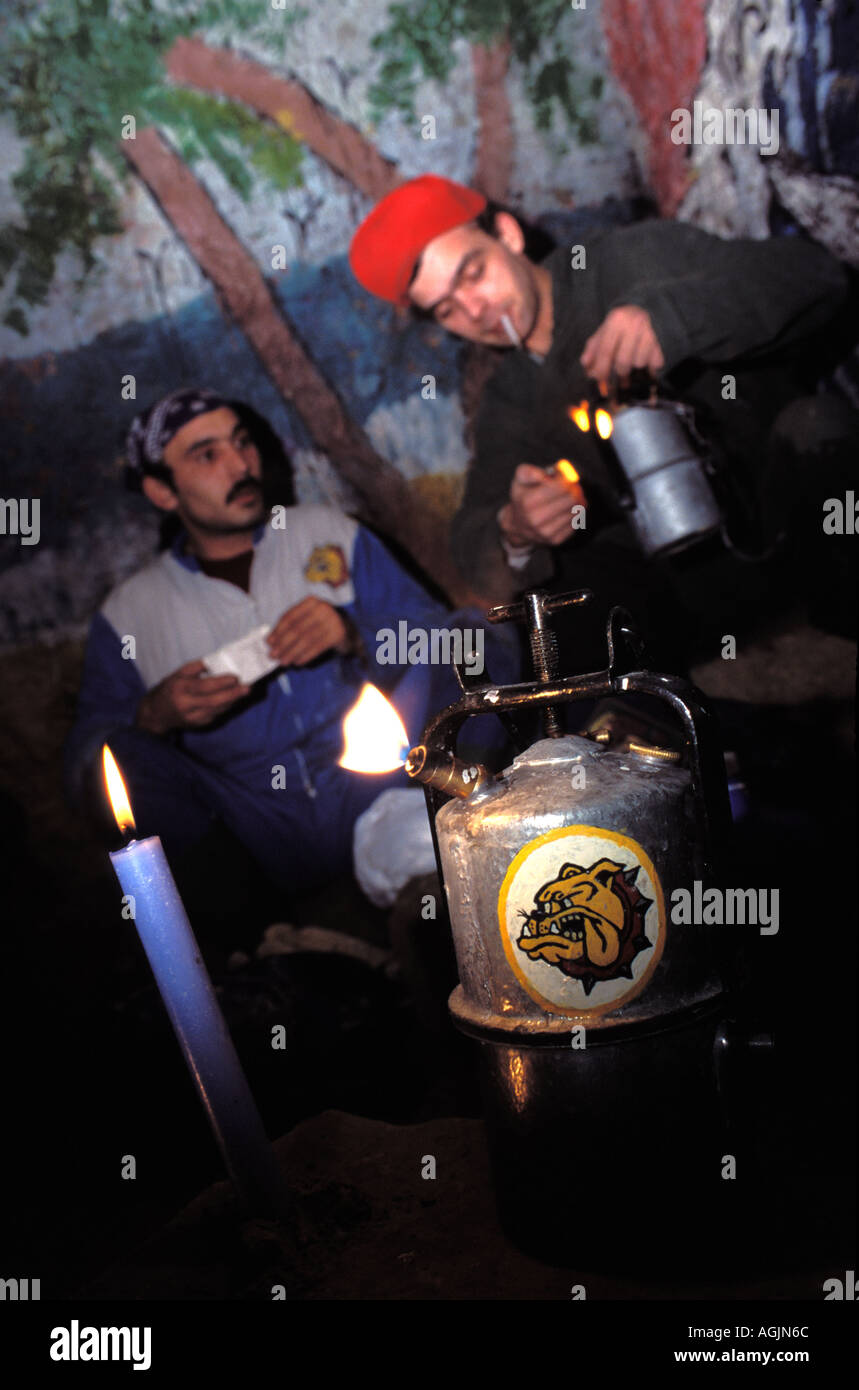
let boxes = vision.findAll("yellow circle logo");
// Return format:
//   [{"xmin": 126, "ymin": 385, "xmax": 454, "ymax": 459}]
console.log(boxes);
[{"xmin": 498, "ymin": 825, "xmax": 666, "ymax": 1016}]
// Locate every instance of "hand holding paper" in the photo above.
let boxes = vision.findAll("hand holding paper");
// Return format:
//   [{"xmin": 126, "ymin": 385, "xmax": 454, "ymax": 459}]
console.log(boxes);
[
  {"xmin": 136, "ymin": 659, "xmax": 251, "ymax": 736},
  {"xmin": 267, "ymin": 597, "xmax": 352, "ymax": 667}
]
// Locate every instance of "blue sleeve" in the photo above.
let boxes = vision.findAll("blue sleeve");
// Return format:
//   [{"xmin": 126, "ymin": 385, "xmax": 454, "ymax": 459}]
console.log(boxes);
[
  {"xmin": 343, "ymin": 526, "xmax": 450, "ymax": 690},
  {"xmin": 64, "ymin": 611, "xmax": 147, "ymax": 808}
]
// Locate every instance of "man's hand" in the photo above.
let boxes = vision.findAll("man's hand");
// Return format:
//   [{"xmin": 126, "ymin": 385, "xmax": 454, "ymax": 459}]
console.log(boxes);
[
  {"xmin": 498, "ymin": 463, "xmax": 586, "ymax": 548},
  {"xmin": 580, "ymin": 305, "xmax": 664, "ymax": 387},
  {"xmin": 267, "ymin": 596, "xmax": 351, "ymax": 668},
  {"xmin": 136, "ymin": 659, "xmax": 250, "ymax": 736}
]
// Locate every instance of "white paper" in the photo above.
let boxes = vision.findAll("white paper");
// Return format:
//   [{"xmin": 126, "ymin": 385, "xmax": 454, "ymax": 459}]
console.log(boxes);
[{"xmin": 202, "ymin": 624, "xmax": 279, "ymax": 684}]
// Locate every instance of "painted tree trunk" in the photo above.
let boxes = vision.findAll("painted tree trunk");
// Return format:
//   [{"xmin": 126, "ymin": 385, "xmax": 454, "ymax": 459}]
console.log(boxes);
[
  {"xmin": 462, "ymin": 37, "xmax": 514, "ymax": 549},
  {"xmin": 121, "ymin": 127, "xmax": 465, "ymax": 599},
  {"xmin": 601, "ymin": 0, "xmax": 707, "ymax": 215},
  {"xmin": 471, "ymin": 38, "xmax": 514, "ymax": 203},
  {"xmin": 165, "ymin": 38, "xmax": 400, "ymax": 200}
]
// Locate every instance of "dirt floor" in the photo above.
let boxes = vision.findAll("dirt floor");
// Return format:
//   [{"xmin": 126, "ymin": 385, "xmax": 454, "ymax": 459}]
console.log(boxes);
[
  {"xmin": 79, "ymin": 1108, "xmax": 839, "ymax": 1302},
  {"xmin": 1, "ymin": 615, "xmax": 855, "ymax": 1301}
]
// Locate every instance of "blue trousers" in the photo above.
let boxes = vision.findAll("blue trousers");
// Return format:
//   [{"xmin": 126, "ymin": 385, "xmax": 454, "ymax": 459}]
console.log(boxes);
[
  {"xmin": 99, "ymin": 726, "xmax": 405, "ymax": 892},
  {"xmin": 77, "ymin": 615, "xmax": 520, "ymax": 894}
]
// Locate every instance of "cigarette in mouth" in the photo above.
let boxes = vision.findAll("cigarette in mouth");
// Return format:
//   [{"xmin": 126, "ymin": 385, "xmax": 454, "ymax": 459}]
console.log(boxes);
[{"xmin": 500, "ymin": 313, "xmax": 521, "ymax": 347}]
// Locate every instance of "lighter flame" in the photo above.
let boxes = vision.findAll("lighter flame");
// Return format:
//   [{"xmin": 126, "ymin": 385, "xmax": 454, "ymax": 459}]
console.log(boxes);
[
  {"xmin": 339, "ymin": 683, "xmax": 409, "ymax": 774},
  {"xmin": 568, "ymin": 402, "xmax": 590, "ymax": 432},
  {"xmin": 595, "ymin": 408, "xmax": 613, "ymax": 440},
  {"xmin": 103, "ymin": 744, "xmax": 135, "ymax": 835},
  {"xmin": 555, "ymin": 458, "xmax": 580, "ymax": 486}
]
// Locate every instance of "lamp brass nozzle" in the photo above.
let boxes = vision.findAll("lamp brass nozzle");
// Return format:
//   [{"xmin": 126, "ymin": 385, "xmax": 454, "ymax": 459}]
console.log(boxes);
[{"xmin": 405, "ymin": 746, "xmax": 491, "ymax": 799}]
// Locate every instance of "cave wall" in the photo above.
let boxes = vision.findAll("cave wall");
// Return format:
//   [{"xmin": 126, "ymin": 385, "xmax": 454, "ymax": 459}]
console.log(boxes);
[{"xmin": 1, "ymin": 0, "xmax": 856, "ymax": 649}]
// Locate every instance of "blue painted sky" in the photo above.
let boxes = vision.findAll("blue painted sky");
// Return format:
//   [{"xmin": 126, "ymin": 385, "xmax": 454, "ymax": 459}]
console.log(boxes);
[{"xmin": 0, "ymin": 254, "xmax": 466, "ymax": 574}]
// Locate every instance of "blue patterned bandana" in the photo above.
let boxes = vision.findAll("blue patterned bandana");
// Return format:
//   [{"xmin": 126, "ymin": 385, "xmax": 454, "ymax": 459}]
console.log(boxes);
[{"xmin": 125, "ymin": 388, "xmax": 231, "ymax": 478}]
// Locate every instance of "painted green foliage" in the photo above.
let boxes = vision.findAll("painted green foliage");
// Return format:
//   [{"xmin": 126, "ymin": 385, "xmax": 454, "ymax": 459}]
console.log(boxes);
[
  {"xmin": 0, "ymin": 0, "xmax": 307, "ymax": 334},
  {"xmin": 369, "ymin": 0, "xmax": 603, "ymax": 137}
]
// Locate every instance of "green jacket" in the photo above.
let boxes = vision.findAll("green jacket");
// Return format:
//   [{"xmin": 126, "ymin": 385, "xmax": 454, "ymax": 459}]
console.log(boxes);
[{"xmin": 450, "ymin": 220, "xmax": 849, "ymax": 599}]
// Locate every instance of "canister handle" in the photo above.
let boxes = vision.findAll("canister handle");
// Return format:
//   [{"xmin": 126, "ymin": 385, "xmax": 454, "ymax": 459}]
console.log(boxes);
[{"xmin": 418, "ymin": 602, "xmax": 731, "ymax": 881}]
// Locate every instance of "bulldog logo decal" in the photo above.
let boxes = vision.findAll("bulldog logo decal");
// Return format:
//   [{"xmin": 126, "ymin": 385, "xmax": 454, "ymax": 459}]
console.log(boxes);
[
  {"xmin": 304, "ymin": 544, "xmax": 348, "ymax": 588},
  {"xmin": 517, "ymin": 859, "xmax": 651, "ymax": 995},
  {"xmin": 498, "ymin": 826, "xmax": 666, "ymax": 1015}
]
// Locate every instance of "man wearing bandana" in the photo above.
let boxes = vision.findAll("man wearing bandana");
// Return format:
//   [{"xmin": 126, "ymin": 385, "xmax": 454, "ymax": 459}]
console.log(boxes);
[{"xmin": 65, "ymin": 388, "xmax": 516, "ymax": 902}]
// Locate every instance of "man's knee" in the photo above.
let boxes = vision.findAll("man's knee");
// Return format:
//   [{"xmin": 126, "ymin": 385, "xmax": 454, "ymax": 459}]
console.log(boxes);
[
  {"xmin": 73, "ymin": 726, "xmax": 216, "ymax": 849},
  {"xmin": 770, "ymin": 394, "xmax": 859, "ymax": 459},
  {"xmin": 762, "ymin": 394, "xmax": 859, "ymax": 539}
]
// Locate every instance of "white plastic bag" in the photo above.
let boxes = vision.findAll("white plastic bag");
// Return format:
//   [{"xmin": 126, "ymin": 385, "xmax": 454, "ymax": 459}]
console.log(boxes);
[{"xmin": 352, "ymin": 787, "xmax": 437, "ymax": 907}]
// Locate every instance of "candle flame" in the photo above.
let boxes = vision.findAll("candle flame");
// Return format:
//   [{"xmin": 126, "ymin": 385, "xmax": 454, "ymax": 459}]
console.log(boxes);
[
  {"xmin": 568, "ymin": 402, "xmax": 590, "ymax": 433},
  {"xmin": 339, "ymin": 684, "xmax": 409, "ymax": 774},
  {"xmin": 595, "ymin": 408, "xmax": 613, "ymax": 440},
  {"xmin": 555, "ymin": 458, "xmax": 580, "ymax": 486},
  {"xmin": 103, "ymin": 745, "xmax": 136, "ymax": 834}
]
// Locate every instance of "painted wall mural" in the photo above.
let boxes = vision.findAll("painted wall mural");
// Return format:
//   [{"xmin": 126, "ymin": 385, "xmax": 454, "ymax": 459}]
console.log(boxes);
[
  {"xmin": 679, "ymin": 0, "xmax": 859, "ymax": 246},
  {"xmin": 1, "ymin": 0, "xmax": 856, "ymax": 647}
]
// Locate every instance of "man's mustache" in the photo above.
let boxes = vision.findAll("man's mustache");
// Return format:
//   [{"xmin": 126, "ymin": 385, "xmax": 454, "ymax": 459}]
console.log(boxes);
[{"xmin": 226, "ymin": 478, "xmax": 264, "ymax": 503}]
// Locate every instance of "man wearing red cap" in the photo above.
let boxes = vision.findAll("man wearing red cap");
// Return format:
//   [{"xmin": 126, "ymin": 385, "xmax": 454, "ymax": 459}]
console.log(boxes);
[{"xmin": 350, "ymin": 175, "xmax": 856, "ymax": 658}]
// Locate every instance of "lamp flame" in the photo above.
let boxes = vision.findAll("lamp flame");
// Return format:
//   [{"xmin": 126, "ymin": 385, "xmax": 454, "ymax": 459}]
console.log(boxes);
[
  {"xmin": 555, "ymin": 458, "xmax": 580, "ymax": 486},
  {"xmin": 339, "ymin": 683, "xmax": 409, "ymax": 774},
  {"xmin": 568, "ymin": 402, "xmax": 590, "ymax": 433},
  {"xmin": 103, "ymin": 744, "xmax": 136, "ymax": 835},
  {"xmin": 595, "ymin": 408, "xmax": 613, "ymax": 440}
]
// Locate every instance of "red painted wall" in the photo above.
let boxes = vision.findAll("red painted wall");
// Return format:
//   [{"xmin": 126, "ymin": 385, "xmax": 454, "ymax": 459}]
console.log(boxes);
[{"xmin": 602, "ymin": 0, "xmax": 708, "ymax": 214}]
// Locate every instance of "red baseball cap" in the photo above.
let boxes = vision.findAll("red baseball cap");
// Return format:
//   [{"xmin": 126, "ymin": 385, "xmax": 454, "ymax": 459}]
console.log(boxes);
[{"xmin": 349, "ymin": 175, "xmax": 487, "ymax": 305}]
